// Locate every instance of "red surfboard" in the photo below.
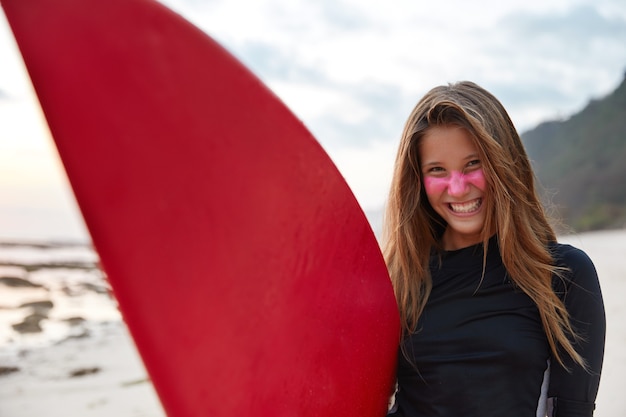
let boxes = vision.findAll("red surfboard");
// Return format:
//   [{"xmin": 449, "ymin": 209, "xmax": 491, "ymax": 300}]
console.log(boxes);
[{"xmin": 1, "ymin": 0, "xmax": 399, "ymax": 416}]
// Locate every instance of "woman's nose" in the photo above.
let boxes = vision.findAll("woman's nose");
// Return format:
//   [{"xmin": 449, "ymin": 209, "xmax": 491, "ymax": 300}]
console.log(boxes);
[{"xmin": 447, "ymin": 171, "xmax": 470, "ymax": 196}]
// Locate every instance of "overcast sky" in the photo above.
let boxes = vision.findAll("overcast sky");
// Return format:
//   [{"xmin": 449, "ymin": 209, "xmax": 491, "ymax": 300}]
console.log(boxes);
[{"xmin": 1, "ymin": 0, "xmax": 625, "ymax": 242}]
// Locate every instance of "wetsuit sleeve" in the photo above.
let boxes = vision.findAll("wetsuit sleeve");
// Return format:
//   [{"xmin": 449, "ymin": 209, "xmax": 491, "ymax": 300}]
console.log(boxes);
[{"xmin": 548, "ymin": 245, "xmax": 605, "ymax": 417}]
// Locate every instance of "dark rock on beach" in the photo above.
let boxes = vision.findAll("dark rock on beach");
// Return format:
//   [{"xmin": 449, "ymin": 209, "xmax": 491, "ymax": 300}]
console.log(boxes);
[
  {"xmin": 11, "ymin": 312, "xmax": 48, "ymax": 334},
  {"xmin": 69, "ymin": 367, "xmax": 101, "ymax": 378},
  {"xmin": 19, "ymin": 300, "xmax": 54, "ymax": 312},
  {"xmin": 63, "ymin": 316, "xmax": 86, "ymax": 326},
  {"xmin": 0, "ymin": 276, "xmax": 43, "ymax": 288},
  {"xmin": 80, "ymin": 282, "xmax": 110, "ymax": 295},
  {"xmin": 0, "ymin": 366, "xmax": 20, "ymax": 376}
]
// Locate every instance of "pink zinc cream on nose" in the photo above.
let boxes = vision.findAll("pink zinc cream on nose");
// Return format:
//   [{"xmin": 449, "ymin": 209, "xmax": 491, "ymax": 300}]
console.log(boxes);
[{"xmin": 424, "ymin": 170, "xmax": 486, "ymax": 195}]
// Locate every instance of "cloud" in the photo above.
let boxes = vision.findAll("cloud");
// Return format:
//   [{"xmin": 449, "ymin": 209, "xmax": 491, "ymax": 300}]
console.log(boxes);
[
  {"xmin": 503, "ymin": 4, "xmax": 626, "ymax": 41},
  {"xmin": 472, "ymin": 5, "xmax": 626, "ymax": 127},
  {"xmin": 2, "ymin": 0, "xmax": 625, "ymax": 240},
  {"xmin": 495, "ymin": 5, "xmax": 626, "ymax": 64},
  {"xmin": 316, "ymin": 0, "xmax": 373, "ymax": 31},
  {"xmin": 236, "ymin": 41, "xmax": 329, "ymax": 85},
  {"xmin": 178, "ymin": 0, "xmax": 625, "ymax": 136},
  {"xmin": 310, "ymin": 82, "xmax": 412, "ymax": 148}
]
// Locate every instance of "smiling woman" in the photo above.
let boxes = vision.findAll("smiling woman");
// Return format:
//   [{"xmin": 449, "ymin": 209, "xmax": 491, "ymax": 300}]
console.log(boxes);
[{"xmin": 383, "ymin": 81, "xmax": 605, "ymax": 417}]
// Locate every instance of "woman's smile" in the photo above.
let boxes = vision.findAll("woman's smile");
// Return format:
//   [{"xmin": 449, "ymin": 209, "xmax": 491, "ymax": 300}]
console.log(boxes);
[{"xmin": 448, "ymin": 197, "xmax": 482, "ymax": 214}]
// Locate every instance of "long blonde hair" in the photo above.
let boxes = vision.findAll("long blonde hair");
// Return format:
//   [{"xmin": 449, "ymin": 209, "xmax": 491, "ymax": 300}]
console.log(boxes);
[{"xmin": 382, "ymin": 81, "xmax": 584, "ymax": 368}]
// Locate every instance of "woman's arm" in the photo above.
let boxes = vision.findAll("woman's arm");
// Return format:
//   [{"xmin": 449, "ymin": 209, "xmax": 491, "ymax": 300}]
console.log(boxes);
[{"xmin": 548, "ymin": 244, "xmax": 606, "ymax": 417}]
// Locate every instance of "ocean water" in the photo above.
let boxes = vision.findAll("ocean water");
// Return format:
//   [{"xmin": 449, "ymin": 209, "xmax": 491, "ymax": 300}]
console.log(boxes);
[{"xmin": 0, "ymin": 242, "xmax": 121, "ymax": 353}]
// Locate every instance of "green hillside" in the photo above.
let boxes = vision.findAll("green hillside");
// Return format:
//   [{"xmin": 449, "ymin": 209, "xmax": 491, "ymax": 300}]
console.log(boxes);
[{"xmin": 522, "ymin": 72, "xmax": 626, "ymax": 233}]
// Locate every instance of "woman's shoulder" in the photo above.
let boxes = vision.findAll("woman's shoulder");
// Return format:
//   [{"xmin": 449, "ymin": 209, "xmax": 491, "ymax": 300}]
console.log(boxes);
[
  {"xmin": 549, "ymin": 241, "xmax": 600, "ymax": 296},
  {"xmin": 549, "ymin": 241, "xmax": 594, "ymax": 269}
]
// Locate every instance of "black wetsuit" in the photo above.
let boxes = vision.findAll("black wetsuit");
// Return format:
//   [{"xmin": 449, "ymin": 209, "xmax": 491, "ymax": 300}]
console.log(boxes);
[{"xmin": 389, "ymin": 237, "xmax": 605, "ymax": 417}]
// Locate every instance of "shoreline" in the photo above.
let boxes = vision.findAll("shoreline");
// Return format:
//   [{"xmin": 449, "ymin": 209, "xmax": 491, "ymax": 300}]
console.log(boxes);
[{"xmin": 0, "ymin": 228, "xmax": 624, "ymax": 416}]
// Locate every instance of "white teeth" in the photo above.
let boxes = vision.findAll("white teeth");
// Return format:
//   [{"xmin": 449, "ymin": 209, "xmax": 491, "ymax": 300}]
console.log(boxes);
[{"xmin": 450, "ymin": 199, "xmax": 481, "ymax": 213}]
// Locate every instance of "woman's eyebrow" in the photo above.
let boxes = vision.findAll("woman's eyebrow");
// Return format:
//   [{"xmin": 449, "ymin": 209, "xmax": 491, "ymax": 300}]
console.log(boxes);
[{"xmin": 422, "ymin": 153, "xmax": 479, "ymax": 166}]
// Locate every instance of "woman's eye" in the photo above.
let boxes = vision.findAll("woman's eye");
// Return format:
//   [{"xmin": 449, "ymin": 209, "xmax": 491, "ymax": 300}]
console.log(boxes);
[{"xmin": 467, "ymin": 159, "xmax": 481, "ymax": 168}]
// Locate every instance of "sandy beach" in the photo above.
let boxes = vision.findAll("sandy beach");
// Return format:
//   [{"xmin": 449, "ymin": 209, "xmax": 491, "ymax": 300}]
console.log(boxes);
[
  {"xmin": 0, "ymin": 322, "xmax": 164, "ymax": 417},
  {"xmin": 0, "ymin": 229, "xmax": 624, "ymax": 416}
]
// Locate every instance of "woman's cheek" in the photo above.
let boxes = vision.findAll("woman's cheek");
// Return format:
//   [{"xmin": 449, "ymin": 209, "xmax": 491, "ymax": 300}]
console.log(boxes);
[
  {"xmin": 423, "ymin": 177, "xmax": 448, "ymax": 195},
  {"xmin": 465, "ymin": 169, "xmax": 486, "ymax": 191}
]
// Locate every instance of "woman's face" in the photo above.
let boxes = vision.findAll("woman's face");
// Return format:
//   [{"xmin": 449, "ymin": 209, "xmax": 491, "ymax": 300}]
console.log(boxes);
[{"xmin": 419, "ymin": 125, "xmax": 487, "ymax": 250}]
